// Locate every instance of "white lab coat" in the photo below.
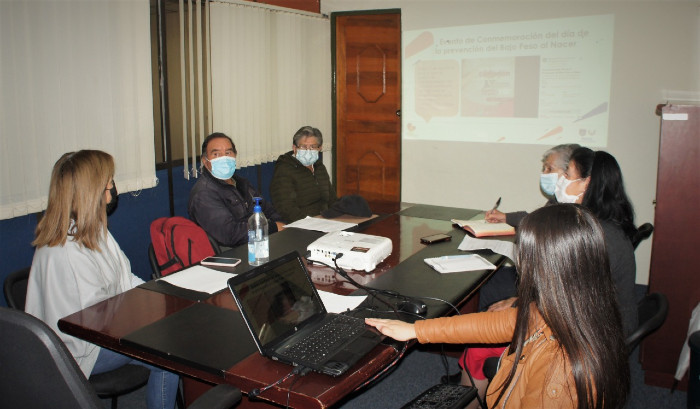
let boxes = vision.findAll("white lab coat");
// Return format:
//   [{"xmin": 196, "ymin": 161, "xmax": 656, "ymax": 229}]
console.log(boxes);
[{"xmin": 25, "ymin": 229, "xmax": 144, "ymax": 376}]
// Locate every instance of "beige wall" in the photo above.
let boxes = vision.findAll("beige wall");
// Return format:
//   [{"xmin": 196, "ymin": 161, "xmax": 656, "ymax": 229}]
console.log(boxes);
[{"xmin": 323, "ymin": 0, "xmax": 700, "ymax": 284}]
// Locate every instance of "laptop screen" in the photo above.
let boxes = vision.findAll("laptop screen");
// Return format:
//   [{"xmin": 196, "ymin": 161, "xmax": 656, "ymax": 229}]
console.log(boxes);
[{"xmin": 229, "ymin": 253, "xmax": 325, "ymax": 347}]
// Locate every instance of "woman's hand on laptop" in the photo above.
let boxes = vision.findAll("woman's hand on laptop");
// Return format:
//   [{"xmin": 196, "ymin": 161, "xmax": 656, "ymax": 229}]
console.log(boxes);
[{"xmin": 365, "ymin": 318, "xmax": 416, "ymax": 341}]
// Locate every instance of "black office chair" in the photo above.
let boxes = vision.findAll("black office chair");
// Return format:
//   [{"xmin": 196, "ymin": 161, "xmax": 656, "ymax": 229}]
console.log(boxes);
[
  {"xmin": 626, "ymin": 292, "xmax": 668, "ymax": 353},
  {"xmin": 632, "ymin": 222, "xmax": 654, "ymax": 250},
  {"xmin": 3, "ymin": 266, "xmax": 30, "ymax": 310},
  {"xmin": 3, "ymin": 267, "xmax": 151, "ymax": 409},
  {"xmin": 482, "ymin": 356, "xmax": 500, "ymax": 381},
  {"xmin": 207, "ymin": 232, "xmax": 223, "ymax": 255},
  {"xmin": 0, "ymin": 307, "xmax": 241, "ymax": 409}
]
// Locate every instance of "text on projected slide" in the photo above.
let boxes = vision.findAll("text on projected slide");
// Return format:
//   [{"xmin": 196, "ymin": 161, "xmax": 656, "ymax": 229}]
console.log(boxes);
[{"xmin": 402, "ymin": 15, "xmax": 614, "ymax": 146}]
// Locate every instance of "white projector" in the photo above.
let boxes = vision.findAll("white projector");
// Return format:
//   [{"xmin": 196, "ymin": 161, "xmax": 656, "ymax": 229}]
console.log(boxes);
[{"xmin": 307, "ymin": 231, "xmax": 392, "ymax": 272}]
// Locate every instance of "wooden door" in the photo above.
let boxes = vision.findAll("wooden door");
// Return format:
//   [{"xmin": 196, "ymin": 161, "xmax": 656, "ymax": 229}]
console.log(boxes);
[
  {"xmin": 332, "ymin": 11, "xmax": 401, "ymax": 213},
  {"xmin": 642, "ymin": 104, "xmax": 700, "ymax": 389}
]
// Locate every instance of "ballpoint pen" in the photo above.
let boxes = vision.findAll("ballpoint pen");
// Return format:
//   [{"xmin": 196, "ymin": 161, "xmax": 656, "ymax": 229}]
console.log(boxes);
[{"xmin": 491, "ymin": 197, "xmax": 501, "ymax": 212}]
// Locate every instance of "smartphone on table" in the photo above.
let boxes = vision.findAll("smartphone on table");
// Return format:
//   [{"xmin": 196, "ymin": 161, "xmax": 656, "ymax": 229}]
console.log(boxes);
[
  {"xmin": 420, "ymin": 233, "xmax": 452, "ymax": 245},
  {"xmin": 200, "ymin": 256, "xmax": 242, "ymax": 267}
]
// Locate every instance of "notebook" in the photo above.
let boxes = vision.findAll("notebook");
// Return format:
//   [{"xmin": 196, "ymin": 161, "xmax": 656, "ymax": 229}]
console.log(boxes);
[{"xmin": 227, "ymin": 251, "xmax": 382, "ymax": 376}]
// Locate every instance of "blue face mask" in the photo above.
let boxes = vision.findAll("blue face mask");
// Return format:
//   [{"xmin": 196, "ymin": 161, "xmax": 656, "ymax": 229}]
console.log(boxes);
[
  {"xmin": 208, "ymin": 156, "xmax": 236, "ymax": 180},
  {"xmin": 296, "ymin": 149, "xmax": 319, "ymax": 167},
  {"xmin": 540, "ymin": 172, "xmax": 558, "ymax": 196}
]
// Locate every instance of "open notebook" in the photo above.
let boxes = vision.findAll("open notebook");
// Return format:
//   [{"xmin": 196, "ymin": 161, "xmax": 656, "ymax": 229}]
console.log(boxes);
[{"xmin": 227, "ymin": 251, "xmax": 382, "ymax": 376}]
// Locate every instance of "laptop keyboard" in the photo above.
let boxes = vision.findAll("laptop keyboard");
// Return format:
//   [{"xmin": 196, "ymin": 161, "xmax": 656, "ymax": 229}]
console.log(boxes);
[
  {"xmin": 401, "ymin": 384, "xmax": 478, "ymax": 409},
  {"xmin": 284, "ymin": 314, "xmax": 365, "ymax": 364}
]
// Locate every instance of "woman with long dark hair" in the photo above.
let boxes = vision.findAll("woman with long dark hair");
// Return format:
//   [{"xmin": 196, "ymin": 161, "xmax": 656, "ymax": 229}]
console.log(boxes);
[
  {"xmin": 555, "ymin": 147, "xmax": 637, "ymax": 334},
  {"xmin": 367, "ymin": 204, "xmax": 630, "ymax": 408}
]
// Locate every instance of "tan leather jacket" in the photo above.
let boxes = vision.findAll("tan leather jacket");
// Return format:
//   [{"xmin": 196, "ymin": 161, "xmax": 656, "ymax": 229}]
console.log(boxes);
[{"xmin": 415, "ymin": 308, "xmax": 577, "ymax": 408}]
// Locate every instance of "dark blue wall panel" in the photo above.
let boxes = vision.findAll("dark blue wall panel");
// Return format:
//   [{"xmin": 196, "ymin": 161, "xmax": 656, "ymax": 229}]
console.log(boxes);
[
  {"xmin": 0, "ymin": 214, "xmax": 38, "ymax": 307},
  {"xmin": 107, "ymin": 168, "xmax": 171, "ymax": 282}
]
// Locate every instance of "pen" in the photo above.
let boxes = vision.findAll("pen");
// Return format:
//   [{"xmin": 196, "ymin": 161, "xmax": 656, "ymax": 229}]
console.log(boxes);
[{"xmin": 491, "ymin": 197, "xmax": 501, "ymax": 212}]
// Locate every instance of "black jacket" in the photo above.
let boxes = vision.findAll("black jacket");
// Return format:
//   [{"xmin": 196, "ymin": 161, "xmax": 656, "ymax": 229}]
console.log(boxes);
[
  {"xmin": 188, "ymin": 170, "xmax": 281, "ymax": 247},
  {"xmin": 269, "ymin": 152, "xmax": 337, "ymax": 223}
]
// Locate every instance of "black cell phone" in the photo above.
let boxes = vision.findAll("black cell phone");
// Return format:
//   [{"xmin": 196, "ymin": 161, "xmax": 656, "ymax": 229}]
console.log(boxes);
[
  {"xmin": 200, "ymin": 256, "xmax": 242, "ymax": 267},
  {"xmin": 420, "ymin": 233, "xmax": 452, "ymax": 244}
]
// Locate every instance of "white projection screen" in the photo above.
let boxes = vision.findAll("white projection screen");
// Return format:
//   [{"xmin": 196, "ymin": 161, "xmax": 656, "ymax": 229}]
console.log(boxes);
[{"xmin": 402, "ymin": 14, "xmax": 614, "ymax": 146}]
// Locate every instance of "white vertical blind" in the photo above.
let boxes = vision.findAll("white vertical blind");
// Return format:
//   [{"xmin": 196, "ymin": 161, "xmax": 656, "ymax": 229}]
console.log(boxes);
[
  {"xmin": 0, "ymin": 0, "xmax": 156, "ymax": 220},
  {"xmin": 179, "ymin": 0, "xmax": 191, "ymax": 179},
  {"xmin": 209, "ymin": 1, "xmax": 331, "ymax": 168},
  {"xmin": 195, "ymin": 0, "xmax": 206, "ymax": 156},
  {"xmin": 187, "ymin": 0, "xmax": 198, "ymax": 176}
]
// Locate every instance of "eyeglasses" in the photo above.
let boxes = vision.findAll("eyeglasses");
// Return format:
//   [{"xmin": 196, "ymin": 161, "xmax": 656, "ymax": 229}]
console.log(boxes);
[{"xmin": 297, "ymin": 144, "xmax": 320, "ymax": 150}]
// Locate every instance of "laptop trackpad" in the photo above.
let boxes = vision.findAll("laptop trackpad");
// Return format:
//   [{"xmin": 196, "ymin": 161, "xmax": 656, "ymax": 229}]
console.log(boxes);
[{"xmin": 323, "ymin": 331, "xmax": 380, "ymax": 375}]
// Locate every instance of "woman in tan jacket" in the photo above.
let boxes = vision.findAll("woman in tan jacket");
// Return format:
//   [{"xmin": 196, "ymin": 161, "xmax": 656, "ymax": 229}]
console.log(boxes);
[{"xmin": 366, "ymin": 204, "xmax": 630, "ymax": 409}]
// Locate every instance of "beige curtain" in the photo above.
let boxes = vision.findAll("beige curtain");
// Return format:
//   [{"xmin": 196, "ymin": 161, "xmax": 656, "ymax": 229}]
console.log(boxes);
[
  {"xmin": 209, "ymin": 0, "xmax": 331, "ymax": 168},
  {"xmin": 0, "ymin": 0, "xmax": 155, "ymax": 220}
]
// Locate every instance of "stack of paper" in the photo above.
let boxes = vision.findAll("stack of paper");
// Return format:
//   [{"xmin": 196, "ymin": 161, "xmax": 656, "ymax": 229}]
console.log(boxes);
[{"xmin": 424, "ymin": 254, "xmax": 497, "ymax": 274}]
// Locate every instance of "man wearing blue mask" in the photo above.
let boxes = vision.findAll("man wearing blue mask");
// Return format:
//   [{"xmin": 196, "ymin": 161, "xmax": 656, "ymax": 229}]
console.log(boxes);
[
  {"xmin": 188, "ymin": 132, "xmax": 284, "ymax": 247},
  {"xmin": 270, "ymin": 126, "xmax": 337, "ymax": 223}
]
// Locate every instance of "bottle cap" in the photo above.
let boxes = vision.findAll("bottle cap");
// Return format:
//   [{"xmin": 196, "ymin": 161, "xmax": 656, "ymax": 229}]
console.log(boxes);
[{"xmin": 253, "ymin": 197, "xmax": 262, "ymax": 213}]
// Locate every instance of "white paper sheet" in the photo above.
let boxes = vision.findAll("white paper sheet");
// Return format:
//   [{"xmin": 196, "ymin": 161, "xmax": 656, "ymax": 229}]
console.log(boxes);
[
  {"xmin": 157, "ymin": 265, "xmax": 236, "ymax": 294},
  {"xmin": 284, "ymin": 216, "xmax": 357, "ymax": 232},
  {"xmin": 424, "ymin": 254, "xmax": 497, "ymax": 274},
  {"xmin": 318, "ymin": 290, "xmax": 368, "ymax": 314},
  {"xmin": 457, "ymin": 235, "xmax": 516, "ymax": 262},
  {"xmin": 156, "ymin": 265, "xmax": 366, "ymax": 313}
]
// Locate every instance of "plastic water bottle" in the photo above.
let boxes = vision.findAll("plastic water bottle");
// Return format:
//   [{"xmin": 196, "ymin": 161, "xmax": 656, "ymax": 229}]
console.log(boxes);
[{"xmin": 248, "ymin": 197, "xmax": 269, "ymax": 266}]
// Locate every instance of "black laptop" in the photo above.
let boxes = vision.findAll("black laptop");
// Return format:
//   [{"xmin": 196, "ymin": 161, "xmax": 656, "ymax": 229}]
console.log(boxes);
[{"xmin": 227, "ymin": 251, "xmax": 382, "ymax": 376}]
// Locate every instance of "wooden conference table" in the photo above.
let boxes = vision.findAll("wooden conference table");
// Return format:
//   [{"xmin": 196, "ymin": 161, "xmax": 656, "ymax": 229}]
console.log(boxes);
[{"xmin": 59, "ymin": 205, "xmax": 507, "ymax": 409}]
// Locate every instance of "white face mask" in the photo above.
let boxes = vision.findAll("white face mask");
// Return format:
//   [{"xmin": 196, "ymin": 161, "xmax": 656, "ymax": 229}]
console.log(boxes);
[
  {"xmin": 296, "ymin": 149, "xmax": 319, "ymax": 167},
  {"xmin": 555, "ymin": 175, "xmax": 583, "ymax": 203}
]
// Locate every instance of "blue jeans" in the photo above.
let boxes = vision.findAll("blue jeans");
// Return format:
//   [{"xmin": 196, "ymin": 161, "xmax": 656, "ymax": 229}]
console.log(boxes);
[{"xmin": 92, "ymin": 347, "xmax": 179, "ymax": 409}]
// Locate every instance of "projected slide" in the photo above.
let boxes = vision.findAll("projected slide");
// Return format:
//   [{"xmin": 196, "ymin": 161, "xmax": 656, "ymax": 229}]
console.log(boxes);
[{"xmin": 403, "ymin": 15, "xmax": 614, "ymax": 146}]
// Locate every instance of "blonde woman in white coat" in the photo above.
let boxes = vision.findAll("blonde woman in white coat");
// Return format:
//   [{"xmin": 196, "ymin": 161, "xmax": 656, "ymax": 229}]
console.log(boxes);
[{"xmin": 25, "ymin": 150, "xmax": 179, "ymax": 409}]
